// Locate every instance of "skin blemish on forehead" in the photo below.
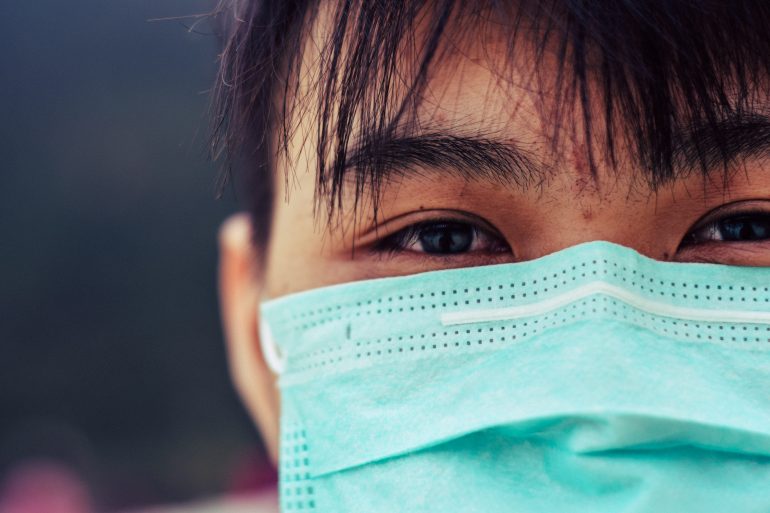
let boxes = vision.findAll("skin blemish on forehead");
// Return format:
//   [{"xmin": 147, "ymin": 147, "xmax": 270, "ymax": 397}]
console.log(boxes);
[
  {"xmin": 571, "ymin": 176, "xmax": 600, "ymax": 197},
  {"xmin": 571, "ymin": 142, "xmax": 591, "ymax": 179}
]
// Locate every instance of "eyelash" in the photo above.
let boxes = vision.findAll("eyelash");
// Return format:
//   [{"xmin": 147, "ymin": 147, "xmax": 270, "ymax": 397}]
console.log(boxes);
[
  {"xmin": 373, "ymin": 210, "xmax": 770, "ymax": 258},
  {"xmin": 372, "ymin": 219, "xmax": 510, "ymax": 256},
  {"xmin": 683, "ymin": 210, "xmax": 770, "ymax": 245}
]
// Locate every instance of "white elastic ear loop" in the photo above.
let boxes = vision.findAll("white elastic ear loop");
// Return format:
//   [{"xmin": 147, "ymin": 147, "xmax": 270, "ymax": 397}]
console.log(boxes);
[{"xmin": 258, "ymin": 317, "xmax": 286, "ymax": 375}]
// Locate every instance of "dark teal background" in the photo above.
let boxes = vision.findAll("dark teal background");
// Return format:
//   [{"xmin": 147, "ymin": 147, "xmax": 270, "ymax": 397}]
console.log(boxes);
[{"xmin": 0, "ymin": 1, "xmax": 268, "ymax": 509}]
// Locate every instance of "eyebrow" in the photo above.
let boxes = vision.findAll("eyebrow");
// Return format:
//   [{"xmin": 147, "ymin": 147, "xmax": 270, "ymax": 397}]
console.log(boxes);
[
  {"xmin": 344, "ymin": 132, "xmax": 542, "ymax": 188},
  {"xmin": 672, "ymin": 112, "xmax": 770, "ymax": 173},
  {"xmin": 343, "ymin": 112, "xmax": 770, "ymax": 188}
]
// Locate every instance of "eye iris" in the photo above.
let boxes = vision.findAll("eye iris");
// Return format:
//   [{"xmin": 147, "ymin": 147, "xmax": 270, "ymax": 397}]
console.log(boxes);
[
  {"xmin": 418, "ymin": 222, "xmax": 473, "ymax": 254},
  {"xmin": 719, "ymin": 216, "xmax": 770, "ymax": 241}
]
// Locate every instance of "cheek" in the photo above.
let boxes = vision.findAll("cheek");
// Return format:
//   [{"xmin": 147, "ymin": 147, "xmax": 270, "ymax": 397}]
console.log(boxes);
[
  {"xmin": 265, "ymin": 169, "xmax": 334, "ymax": 295},
  {"xmin": 265, "ymin": 205, "xmax": 362, "ymax": 295},
  {"xmin": 264, "ymin": 237, "xmax": 326, "ymax": 297}
]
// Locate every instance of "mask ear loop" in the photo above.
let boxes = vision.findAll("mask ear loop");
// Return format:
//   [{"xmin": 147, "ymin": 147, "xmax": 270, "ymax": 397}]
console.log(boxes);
[{"xmin": 258, "ymin": 317, "xmax": 286, "ymax": 375}]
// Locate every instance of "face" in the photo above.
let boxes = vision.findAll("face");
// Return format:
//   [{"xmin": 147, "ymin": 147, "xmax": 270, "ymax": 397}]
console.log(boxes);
[{"xmin": 218, "ymin": 18, "xmax": 770, "ymax": 462}]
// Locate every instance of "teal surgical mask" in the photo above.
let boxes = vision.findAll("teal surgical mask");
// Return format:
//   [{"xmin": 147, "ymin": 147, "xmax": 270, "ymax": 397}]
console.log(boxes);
[{"xmin": 259, "ymin": 241, "xmax": 770, "ymax": 512}]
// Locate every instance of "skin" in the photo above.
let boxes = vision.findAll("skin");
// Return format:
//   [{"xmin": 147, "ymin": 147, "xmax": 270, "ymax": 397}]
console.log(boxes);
[{"xmin": 218, "ymin": 20, "xmax": 770, "ymax": 464}]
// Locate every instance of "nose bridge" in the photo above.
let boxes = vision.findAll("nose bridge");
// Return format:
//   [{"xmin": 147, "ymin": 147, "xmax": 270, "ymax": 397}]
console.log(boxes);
[
  {"xmin": 530, "ymin": 231, "xmax": 657, "ymax": 262},
  {"xmin": 517, "ymin": 220, "xmax": 658, "ymax": 263},
  {"xmin": 514, "ymin": 183, "xmax": 665, "ymax": 261}
]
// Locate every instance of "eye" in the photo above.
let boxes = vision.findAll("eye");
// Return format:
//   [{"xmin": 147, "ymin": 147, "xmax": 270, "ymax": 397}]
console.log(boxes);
[
  {"xmin": 373, "ymin": 219, "xmax": 510, "ymax": 256},
  {"xmin": 677, "ymin": 201, "xmax": 770, "ymax": 265},
  {"xmin": 684, "ymin": 212, "xmax": 770, "ymax": 244}
]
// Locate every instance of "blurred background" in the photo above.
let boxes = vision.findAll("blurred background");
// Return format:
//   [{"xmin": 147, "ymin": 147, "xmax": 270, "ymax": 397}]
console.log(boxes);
[{"xmin": 0, "ymin": 1, "xmax": 274, "ymax": 511}]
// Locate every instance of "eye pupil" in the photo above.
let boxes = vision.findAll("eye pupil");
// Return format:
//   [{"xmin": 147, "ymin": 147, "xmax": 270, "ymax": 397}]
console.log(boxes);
[
  {"xmin": 418, "ymin": 222, "xmax": 473, "ymax": 254},
  {"xmin": 719, "ymin": 216, "xmax": 770, "ymax": 241}
]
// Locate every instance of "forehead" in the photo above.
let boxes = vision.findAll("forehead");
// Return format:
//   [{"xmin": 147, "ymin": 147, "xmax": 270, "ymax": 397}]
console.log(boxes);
[
  {"xmin": 402, "ymin": 34, "xmax": 574, "ymax": 161},
  {"xmin": 415, "ymin": 35, "xmax": 534, "ymax": 117},
  {"xmin": 305, "ymin": 8, "xmax": 578, "ymax": 137},
  {"xmin": 279, "ymin": 1, "xmax": 770, "ymax": 208}
]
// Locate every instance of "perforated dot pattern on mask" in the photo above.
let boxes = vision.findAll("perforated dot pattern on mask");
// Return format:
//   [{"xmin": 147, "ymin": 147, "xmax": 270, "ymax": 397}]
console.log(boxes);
[
  {"xmin": 284, "ymin": 295, "xmax": 770, "ymax": 376},
  {"xmin": 270, "ymin": 258, "xmax": 769, "ymax": 334},
  {"xmin": 262, "ymin": 245, "xmax": 770, "ymax": 380},
  {"xmin": 280, "ymin": 425, "xmax": 316, "ymax": 512}
]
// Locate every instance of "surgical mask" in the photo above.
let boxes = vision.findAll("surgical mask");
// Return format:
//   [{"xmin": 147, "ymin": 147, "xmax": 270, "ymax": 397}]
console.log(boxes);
[{"xmin": 259, "ymin": 241, "xmax": 770, "ymax": 513}]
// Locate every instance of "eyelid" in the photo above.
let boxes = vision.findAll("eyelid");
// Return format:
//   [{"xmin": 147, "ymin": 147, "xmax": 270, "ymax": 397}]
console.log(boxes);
[
  {"xmin": 356, "ymin": 209, "xmax": 504, "ymax": 246},
  {"xmin": 372, "ymin": 220, "xmax": 473, "ymax": 253},
  {"xmin": 681, "ymin": 199, "xmax": 770, "ymax": 247},
  {"xmin": 687, "ymin": 199, "xmax": 770, "ymax": 231},
  {"xmin": 371, "ymin": 219, "xmax": 512, "ymax": 258}
]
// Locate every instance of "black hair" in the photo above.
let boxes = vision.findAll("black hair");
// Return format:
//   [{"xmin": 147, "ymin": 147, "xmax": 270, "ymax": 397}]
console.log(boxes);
[{"xmin": 210, "ymin": 0, "xmax": 770, "ymax": 249}]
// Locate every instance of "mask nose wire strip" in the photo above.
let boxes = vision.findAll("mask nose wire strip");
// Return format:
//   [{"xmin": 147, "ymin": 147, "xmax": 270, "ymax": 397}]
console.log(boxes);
[{"xmin": 440, "ymin": 281, "xmax": 770, "ymax": 327}]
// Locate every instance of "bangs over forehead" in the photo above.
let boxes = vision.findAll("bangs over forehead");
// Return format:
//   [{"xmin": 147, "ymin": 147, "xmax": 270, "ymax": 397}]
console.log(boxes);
[{"xmin": 211, "ymin": 0, "xmax": 770, "ymax": 244}]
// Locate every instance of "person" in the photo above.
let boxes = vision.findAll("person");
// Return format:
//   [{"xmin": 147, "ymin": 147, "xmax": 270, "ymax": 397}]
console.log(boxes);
[{"xmin": 214, "ymin": 1, "xmax": 770, "ymax": 511}]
